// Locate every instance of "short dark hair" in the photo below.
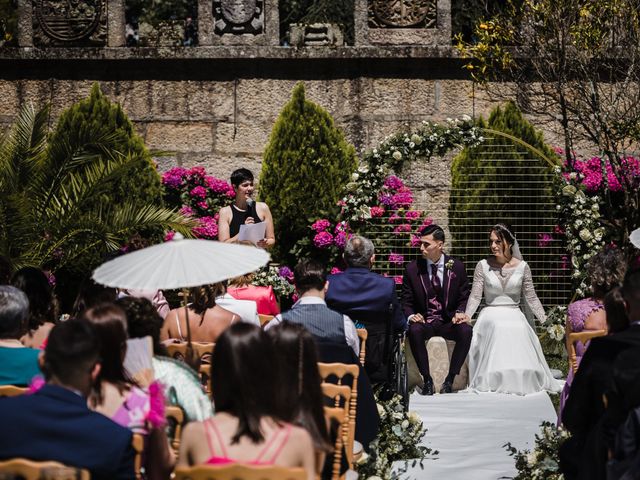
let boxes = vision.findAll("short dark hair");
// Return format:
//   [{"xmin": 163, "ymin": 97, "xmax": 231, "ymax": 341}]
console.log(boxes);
[
  {"xmin": 116, "ymin": 296, "xmax": 165, "ymax": 356},
  {"xmin": 0, "ymin": 285, "xmax": 29, "ymax": 338},
  {"xmin": 43, "ymin": 318, "xmax": 100, "ymax": 385},
  {"xmin": 605, "ymin": 287, "xmax": 629, "ymax": 334},
  {"xmin": 344, "ymin": 235, "xmax": 374, "ymax": 268},
  {"xmin": 293, "ymin": 259, "xmax": 326, "ymax": 294},
  {"xmin": 212, "ymin": 322, "xmax": 279, "ymax": 444},
  {"xmin": 267, "ymin": 322, "xmax": 331, "ymax": 452},
  {"xmin": 230, "ymin": 168, "xmax": 254, "ymax": 187},
  {"xmin": 586, "ymin": 247, "xmax": 627, "ymax": 299},
  {"xmin": 11, "ymin": 267, "xmax": 57, "ymax": 332},
  {"xmin": 72, "ymin": 278, "xmax": 117, "ymax": 316},
  {"xmin": 622, "ymin": 267, "xmax": 640, "ymax": 316},
  {"xmin": 419, "ymin": 224, "xmax": 445, "ymax": 242}
]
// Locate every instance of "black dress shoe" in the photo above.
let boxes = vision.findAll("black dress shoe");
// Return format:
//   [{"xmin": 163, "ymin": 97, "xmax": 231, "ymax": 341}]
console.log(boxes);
[
  {"xmin": 440, "ymin": 380, "xmax": 453, "ymax": 394},
  {"xmin": 420, "ymin": 378, "xmax": 434, "ymax": 396}
]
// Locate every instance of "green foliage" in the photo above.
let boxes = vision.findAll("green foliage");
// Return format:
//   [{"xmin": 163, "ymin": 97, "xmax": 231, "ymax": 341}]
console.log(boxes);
[
  {"xmin": 0, "ymin": 0, "xmax": 17, "ymax": 46},
  {"xmin": 279, "ymin": 0, "xmax": 355, "ymax": 44},
  {"xmin": 505, "ymin": 421, "xmax": 570, "ymax": 479},
  {"xmin": 0, "ymin": 101, "xmax": 195, "ymax": 303},
  {"xmin": 126, "ymin": 0, "xmax": 196, "ymax": 24},
  {"xmin": 259, "ymin": 82, "xmax": 356, "ymax": 263},
  {"xmin": 451, "ymin": 0, "xmax": 513, "ymax": 43},
  {"xmin": 449, "ymin": 102, "xmax": 556, "ymax": 266}
]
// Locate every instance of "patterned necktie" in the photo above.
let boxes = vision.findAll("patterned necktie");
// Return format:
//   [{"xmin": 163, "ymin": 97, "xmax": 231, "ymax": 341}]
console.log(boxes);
[{"xmin": 431, "ymin": 263, "xmax": 442, "ymax": 295}]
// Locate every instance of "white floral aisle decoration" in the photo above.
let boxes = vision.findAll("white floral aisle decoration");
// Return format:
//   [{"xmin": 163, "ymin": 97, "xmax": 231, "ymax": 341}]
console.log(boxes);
[
  {"xmin": 505, "ymin": 421, "xmax": 571, "ymax": 480},
  {"xmin": 538, "ymin": 305, "xmax": 568, "ymax": 355},
  {"xmin": 356, "ymin": 395, "xmax": 437, "ymax": 479}
]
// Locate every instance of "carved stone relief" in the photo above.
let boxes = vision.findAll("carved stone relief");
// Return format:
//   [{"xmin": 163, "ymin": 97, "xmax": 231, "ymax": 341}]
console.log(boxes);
[
  {"xmin": 368, "ymin": 0, "xmax": 437, "ymax": 28},
  {"xmin": 33, "ymin": 0, "xmax": 106, "ymax": 45},
  {"xmin": 214, "ymin": 0, "xmax": 264, "ymax": 35}
]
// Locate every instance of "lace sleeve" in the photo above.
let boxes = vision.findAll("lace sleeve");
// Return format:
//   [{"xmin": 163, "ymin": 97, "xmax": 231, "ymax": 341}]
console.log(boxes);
[
  {"xmin": 465, "ymin": 261, "xmax": 484, "ymax": 319},
  {"xmin": 522, "ymin": 263, "xmax": 546, "ymax": 322}
]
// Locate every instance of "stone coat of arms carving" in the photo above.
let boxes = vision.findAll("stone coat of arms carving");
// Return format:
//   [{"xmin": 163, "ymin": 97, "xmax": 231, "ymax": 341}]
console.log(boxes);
[
  {"xmin": 33, "ymin": 0, "xmax": 106, "ymax": 45},
  {"xmin": 214, "ymin": 0, "xmax": 264, "ymax": 35},
  {"xmin": 369, "ymin": 0, "xmax": 437, "ymax": 29}
]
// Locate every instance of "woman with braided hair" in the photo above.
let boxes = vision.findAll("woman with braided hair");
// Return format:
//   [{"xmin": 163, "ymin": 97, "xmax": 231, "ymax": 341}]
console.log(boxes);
[{"xmin": 465, "ymin": 223, "xmax": 563, "ymax": 395}]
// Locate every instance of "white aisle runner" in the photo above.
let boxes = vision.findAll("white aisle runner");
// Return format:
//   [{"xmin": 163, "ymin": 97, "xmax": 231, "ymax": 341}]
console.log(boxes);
[{"xmin": 394, "ymin": 391, "xmax": 558, "ymax": 480}]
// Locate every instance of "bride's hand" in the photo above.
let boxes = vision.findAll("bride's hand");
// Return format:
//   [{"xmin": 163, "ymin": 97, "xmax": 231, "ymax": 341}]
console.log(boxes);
[{"xmin": 453, "ymin": 312, "xmax": 470, "ymax": 324}]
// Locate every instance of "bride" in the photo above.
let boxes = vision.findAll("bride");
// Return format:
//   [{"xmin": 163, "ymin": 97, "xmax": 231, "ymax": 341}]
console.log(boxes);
[{"xmin": 465, "ymin": 223, "xmax": 562, "ymax": 395}]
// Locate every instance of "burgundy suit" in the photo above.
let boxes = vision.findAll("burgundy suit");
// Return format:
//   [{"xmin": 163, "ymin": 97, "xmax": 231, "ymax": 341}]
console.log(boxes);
[{"xmin": 401, "ymin": 255, "xmax": 472, "ymax": 381}]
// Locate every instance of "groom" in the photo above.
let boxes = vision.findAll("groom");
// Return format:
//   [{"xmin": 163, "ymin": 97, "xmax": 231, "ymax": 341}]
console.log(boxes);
[{"xmin": 402, "ymin": 224, "xmax": 472, "ymax": 394}]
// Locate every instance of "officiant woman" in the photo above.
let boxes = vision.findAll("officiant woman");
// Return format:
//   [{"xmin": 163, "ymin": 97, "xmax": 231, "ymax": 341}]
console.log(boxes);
[{"xmin": 217, "ymin": 168, "xmax": 275, "ymax": 249}]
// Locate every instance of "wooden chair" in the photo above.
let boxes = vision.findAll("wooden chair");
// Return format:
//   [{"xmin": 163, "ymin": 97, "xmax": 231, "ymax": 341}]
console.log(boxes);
[
  {"xmin": 321, "ymin": 382, "xmax": 352, "ymax": 477},
  {"xmin": 0, "ymin": 385, "xmax": 28, "ymax": 397},
  {"xmin": 565, "ymin": 319, "xmax": 606, "ymax": 375},
  {"xmin": 356, "ymin": 328, "xmax": 368, "ymax": 367},
  {"xmin": 132, "ymin": 433, "xmax": 145, "ymax": 480},
  {"xmin": 0, "ymin": 458, "xmax": 89, "ymax": 480},
  {"xmin": 323, "ymin": 406, "xmax": 348, "ymax": 480},
  {"xmin": 165, "ymin": 405, "xmax": 185, "ymax": 455},
  {"xmin": 174, "ymin": 464, "xmax": 306, "ymax": 480},
  {"xmin": 259, "ymin": 314, "xmax": 274, "ymax": 327},
  {"xmin": 166, "ymin": 342, "xmax": 214, "ymax": 364},
  {"xmin": 317, "ymin": 363, "xmax": 359, "ymax": 469}
]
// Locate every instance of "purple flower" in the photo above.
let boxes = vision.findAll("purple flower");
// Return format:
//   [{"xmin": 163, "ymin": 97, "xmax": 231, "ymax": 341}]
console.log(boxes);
[
  {"xmin": 388, "ymin": 253, "xmax": 405, "ymax": 265},
  {"xmin": 334, "ymin": 231, "xmax": 348, "ymax": 248},
  {"xmin": 278, "ymin": 266, "xmax": 294, "ymax": 282},
  {"xmin": 537, "ymin": 233, "xmax": 553, "ymax": 248},
  {"xmin": 193, "ymin": 216, "xmax": 218, "ymax": 239},
  {"xmin": 45, "ymin": 271, "xmax": 56, "ymax": 287},
  {"xmin": 161, "ymin": 167, "xmax": 188, "ymax": 188},
  {"xmin": 190, "ymin": 186, "xmax": 207, "ymax": 199},
  {"xmin": 313, "ymin": 231, "xmax": 334, "ymax": 248},
  {"xmin": 311, "ymin": 219, "xmax": 331, "ymax": 233},
  {"xmin": 383, "ymin": 175, "xmax": 405, "ymax": 191}
]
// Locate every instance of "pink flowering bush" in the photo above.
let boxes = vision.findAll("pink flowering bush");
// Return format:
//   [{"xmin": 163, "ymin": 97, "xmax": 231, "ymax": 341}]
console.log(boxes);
[{"xmin": 162, "ymin": 166, "xmax": 235, "ymax": 221}]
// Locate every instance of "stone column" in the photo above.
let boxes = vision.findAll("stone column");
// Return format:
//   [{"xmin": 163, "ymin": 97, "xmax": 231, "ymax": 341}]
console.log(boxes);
[
  {"xmin": 264, "ymin": 0, "xmax": 279, "ymax": 46},
  {"xmin": 107, "ymin": 0, "xmax": 125, "ymax": 47},
  {"xmin": 354, "ymin": 0, "xmax": 368, "ymax": 46},
  {"xmin": 436, "ymin": 0, "xmax": 452, "ymax": 45},
  {"xmin": 17, "ymin": 1, "xmax": 33, "ymax": 47},
  {"xmin": 198, "ymin": 0, "xmax": 215, "ymax": 46}
]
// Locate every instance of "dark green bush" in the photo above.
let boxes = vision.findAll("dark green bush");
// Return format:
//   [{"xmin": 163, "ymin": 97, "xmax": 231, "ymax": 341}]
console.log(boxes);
[{"xmin": 259, "ymin": 82, "xmax": 356, "ymax": 264}]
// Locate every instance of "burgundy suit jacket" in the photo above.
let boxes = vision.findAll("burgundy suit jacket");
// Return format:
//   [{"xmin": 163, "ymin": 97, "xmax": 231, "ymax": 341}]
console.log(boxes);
[{"xmin": 401, "ymin": 255, "xmax": 471, "ymax": 323}]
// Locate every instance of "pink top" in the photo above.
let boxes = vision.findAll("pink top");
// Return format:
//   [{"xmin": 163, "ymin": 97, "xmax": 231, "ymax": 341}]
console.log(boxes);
[
  {"xmin": 204, "ymin": 418, "xmax": 292, "ymax": 466},
  {"xmin": 111, "ymin": 382, "xmax": 166, "ymax": 434},
  {"xmin": 227, "ymin": 286, "xmax": 280, "ymax": 316}
]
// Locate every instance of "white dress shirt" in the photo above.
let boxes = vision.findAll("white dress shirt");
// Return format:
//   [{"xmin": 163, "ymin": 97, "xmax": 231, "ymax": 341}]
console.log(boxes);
[
  {"xmin": 427, "ymin": 255, "xmax": 445, "ymax": 285},
  {"xmin": 265, "ymin": 296, "xmax": 359, "ymax": 357}
]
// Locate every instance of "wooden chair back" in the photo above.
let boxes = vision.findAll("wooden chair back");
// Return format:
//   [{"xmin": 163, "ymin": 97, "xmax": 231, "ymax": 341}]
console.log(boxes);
[
  {"xmin": 132, "ymin": 433, "xmax": 145, "ymax": 480},
  {"xmin": 0, "ymin": 458, "xmax": 89, "ymax": 480},
  {"xmin": 317, "ymin": 363, "xmax": 359, "ymax": 469},
  {"xmin": 259, "ymin": 314, "xmax": 274, "ymax": 327},
  {"xmin": 173, "ymin": 464, "xmax": 306, "ymax": 480},
  {"xmin": 323, "ymin": 406, "xmax": 348, "ymax": 480},
  {"xmin": 0, "ymin": 385, "xmax": 28, "ymax": 397},
  {"xmin": 356, "ymin": 328, "xmax": 368, "ymax": 367},
  {"xmin": 165, "ymin": 405, "xmax": 185, "ymax": 454},
  {"xmin": 565, "ymin": 320, "xmax": 606, "ymax": 375},
  {"xmin": 166, "ymin": 342, "xmax": 214, "ymax": 364}
]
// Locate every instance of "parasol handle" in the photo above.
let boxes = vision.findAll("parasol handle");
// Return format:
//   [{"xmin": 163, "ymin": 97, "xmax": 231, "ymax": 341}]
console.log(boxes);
[{"xmin": 181, "ymin": 288, "xmax": 192, "ymax": 347}]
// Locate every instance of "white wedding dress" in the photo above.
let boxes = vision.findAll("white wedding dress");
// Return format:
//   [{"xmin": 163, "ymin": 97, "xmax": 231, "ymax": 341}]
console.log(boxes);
[{"xmin": 465, "ymin": 259, "xmax": 562, "ymax": 395}]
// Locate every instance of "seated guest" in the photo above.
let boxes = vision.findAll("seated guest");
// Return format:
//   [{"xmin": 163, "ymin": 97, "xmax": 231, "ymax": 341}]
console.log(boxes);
[
  {"xmin": 0, "ymin": 319, "xmax": 135, "ymax": 480},
  {"xmin": 605, "ymin": 287, "xmax": 630, "ymax": 334},
  {"xmin": 12, "ymin": 267, "xmax": 58, "ymax": 348},
  {"xmin": 161, "ymin": 283, "xmax": 238, "ymax": 343},
  {"xmin": 82, "ymin": 304, "xmax": 174, "ymax": 480},
  {"xmin": 265, "ymin": 259, "xmax": 359, "ymax": 357},
  {"xmin": 217, "ymin": 168, "xmax": 275, "ymax": 249},
  {"xmin": 326, "ymin": 235, "xmax": 407, "ymax": 381},
  {"xmin": 116, "ymin": 296, "xmax": 213, "ymax": 422},
  {"xmin": 214, "ymin": 282, "xmax": 260, "ymax": 325},
  {"xmin": 177, "ymin": 323, "xmax": 315, "ymax": 480},
  {"xmin": 119, "ymin": 288, "xmax": 170, "ymax": 319},
  {"xmin": 227, "ymin": 273, "xmax": 280, "ymax": 316},
  {"xmin": 559, "ymin": 248, "xmax": 626, "ymax": 416},
  {"xmin": 560, "ymin": 268, "xmax": 640, "ymax": 480},
  {"xmin": 72, "ymin": 277, "xmax": 117, "ymax": 316},
  {"xmin": 267, "ymin": 322, "xmax": 331, "ymax": 459},
  {"xmin": 0, "ymin": 285, "xmax": 41, "ymax": 386}
]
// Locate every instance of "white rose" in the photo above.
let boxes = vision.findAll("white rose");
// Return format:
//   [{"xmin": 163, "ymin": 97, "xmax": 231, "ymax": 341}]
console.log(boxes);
[
  {"xmin": 401, "ymin": 420, "xmax": 409, "ymax": 429},
  {"xmin": 376, "ymin": 403, "xmax": 385, "ymax": 417},
  {"xmin": 562, "ymin": 185, "xmax": 577, "ymax": 196},
  {"xmin": 411, "ymin": 134, "xmax": 423, "ymax": 145},
  {"xmin": 594, "ymin": 227, "xmax": 605, "ymax": 241},
  {"xmin": 569, "ymin": 172, "xmax": 577, "ymax": 179},
  {"xmin": 392, "ymin": 151, "xmax": 402, "ymax": 161},
  {"xmin": 462, "ymin": 114, "xmax": 472, "ymax": 122},
  {"xmin": 527, "ymin": 451, "xmax": 537, "ymax": 465},
  {"xmin": 579, "ymin": 229, "xmax": 593, "ymax": 242},
  {"xmin": 408, "ymin": 411, "xmax": 420, "ymax": 423}
]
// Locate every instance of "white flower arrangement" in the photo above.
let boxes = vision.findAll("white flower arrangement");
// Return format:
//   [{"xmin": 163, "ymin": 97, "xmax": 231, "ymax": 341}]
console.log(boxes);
[
  {"xmin": 251, "ymin": 266, "xmax": 295, "ymax": 299},
  {"xmin": 505, "ymin": 421, "xmax": 571, "ymax": 479},
  {"xmin": 538, "ymin": 306, "xmax": 567, "ymax": 356}
]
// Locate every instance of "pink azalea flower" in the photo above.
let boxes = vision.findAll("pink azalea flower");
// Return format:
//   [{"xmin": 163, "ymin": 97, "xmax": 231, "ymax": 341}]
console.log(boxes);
[
  {"xmin": 179, "ymin": 206, "xmax": 194, "ymax": 216},
  {"xmin": 164, "ymin": 231, "xmax": 175, "ymax": 241},
  {"xmin": 394, "ymin": 276, "xmax": 403, "ymax": 285},
  {"xmin": 393, "ymin": 224, "xmax": 412, "ymax": 235},
  {"xmin": 330, "ymin": 267, "xmax": 344, "ymax": 275},
  {"xmin": 188, "ymin": 166, "xmax": 207, "ymax": 179},
  {"xmin": 405, "ymin": 210, "xmax": 421, "ymax": 220},
  {"xmin": 311, "ymin": 219, "xmax": 331, "ymax": 233},
  {"xmin": 190, "ymin": 186, "xmax": 207, "ymax": 199},
  {"xmin": 334, "ymin": 231, "xmax": 348, "ymax": 248},
  {"xmin": 197, "ymin": 200, "xmax": 208, "ymax": 209},
  {"xmin": 537, "ymin": 233, "xmax": 553, "ymax": 248},
  {"xmin": 370, "ymin": 206, "xmax": 385, "ymax": 217},
  {"xmin": 410, "ymin": 235, "xmax": 421, "ymax": 247},
  {"xmin": 383, "ymin": 175, "xmax": 405, "ymax": 191},
  {"xmin": 193, "ymin": 216, "xmax": 218, "ymax": 239},
  {"xmin": 388, "ymin": 253, "xmax": 405, "ymax": 265},
  {"xmin": 313, "ymin": 231, "xmax": 334, "ymax": 248},
  {"xmin": 421, "ymin": 217, "xmax": 434, "ymax": 227}
]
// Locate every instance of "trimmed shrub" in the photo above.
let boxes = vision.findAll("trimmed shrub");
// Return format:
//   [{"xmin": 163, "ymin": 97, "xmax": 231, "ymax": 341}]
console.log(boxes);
[{"xmin": 259, "ymin": 82, "xmax": 356, "ymax": 263}]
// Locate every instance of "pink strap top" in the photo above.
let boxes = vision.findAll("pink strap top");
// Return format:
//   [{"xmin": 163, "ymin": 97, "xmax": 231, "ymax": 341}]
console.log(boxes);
[{"xmin": 204, "ymin": 419, "xmax": 292, "ymax": 466}]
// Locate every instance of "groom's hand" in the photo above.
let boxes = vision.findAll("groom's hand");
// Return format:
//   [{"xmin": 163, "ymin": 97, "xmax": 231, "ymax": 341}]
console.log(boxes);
[
  {"xmin": 453, "ymin": 312, "xmax": 470, "ymax": 324},
  {"xmin": 409, "ymin": 313, "xmax": 425, "ymax": 324}
]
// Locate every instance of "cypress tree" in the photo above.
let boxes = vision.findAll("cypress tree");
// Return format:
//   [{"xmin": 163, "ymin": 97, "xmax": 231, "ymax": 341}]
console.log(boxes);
[
  {"xmin": 259, "ymin": 82, "xmax": 356, "ymax": 263},
  {"xmin": 449, "ymin": 102, "xmax": 556, "ymax": 266}
]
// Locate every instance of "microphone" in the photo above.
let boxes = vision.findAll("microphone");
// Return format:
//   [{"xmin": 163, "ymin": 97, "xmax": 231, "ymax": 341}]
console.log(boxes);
[{"xmin": 246, "ymin": 198, "xmax": 255, "ymax": 220}]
